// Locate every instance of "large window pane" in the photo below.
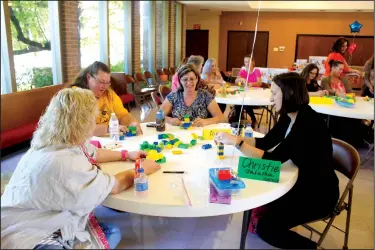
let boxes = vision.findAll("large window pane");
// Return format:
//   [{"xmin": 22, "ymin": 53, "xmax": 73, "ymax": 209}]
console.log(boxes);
[
  {"xmin": 9, "ymin": 1, "xmax": 52, "ymax": 91},
  {"xmin": 140, "ymin": 1, "xmax": 150, "ymax": 72},
  {"xmin": 155, "ymin": 1, "xmax": 163, "ymax": 69},
  {"xmin": 109, "ymin": 1, "xmax": 124, "ymax": 72},
  {"xmin": 78, "ymin": 1, "xmax": 100, "ymax": 68}
]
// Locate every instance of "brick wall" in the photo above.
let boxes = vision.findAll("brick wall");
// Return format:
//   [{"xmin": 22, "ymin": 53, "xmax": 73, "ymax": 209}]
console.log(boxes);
[
  {"xmin": 181, "ymin": 5, "xmax": 187, "ymax": 60},
  {"xmin": 131, "ymin": 1, "xmax": 141, "ymax": 74},
  {"xmin": 60, "ymin": 1, "xmax": 81, "ymax": 84},
  {"xmin": 168, "ymin": 1, "xmax": 176, "ymax": 68},
  {"xmin": 155, "ymin": 1, "xmax": 163, "ymax": 70}
]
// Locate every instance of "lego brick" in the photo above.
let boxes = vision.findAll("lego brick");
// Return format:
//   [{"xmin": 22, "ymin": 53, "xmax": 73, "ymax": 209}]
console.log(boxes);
[
  {"xmin": 217, "ymin": 156, "xmax": 225, "ymax": 160},
  {"xmin": 191, "ymin": 133, "xmax": 198, "ymax": 139},
  {"xmin": 174, "ymin": 141, "xmax": 181, "ymax": 147},
  {"xmin": 158, "ymin": 134, "xmax": 169, "ymax": 139},
  {"xmin": 172, "ymin": 150, "xmax": 183, "ymax": 155},
  {"xmin": 128, "ymin": 126, "xmax": 136, "ymax": 131},
  {"xmin": 167, "ymin": 133, "xmax": 174, "ymax": 139},
  {"xmin": 166, "ymin": 144, "xmax": 173, "ymax": 149},
  {"xmin": 178, "ymin": 143, "xmax": 189, "ymax": 149},
  {"xmin": 202, "ymin": 144, "xmax": 212, "ymax": 150},
  {"xmin": 198, "ymin": 136, "xmax": 205, "ymax": 140},
  {"xmin": 218, "ymin": 170, "xmax": 231, "ymax": 181},
  {"xmin": 156, "ymin": 147, "xmax": 162, "ymax": 153},
  {"xmin": 217, "ymin": 152, "xmax": 224, "ymax": 156},
  {"xmin": 190, "ymin": 139, "xmax": 197, "ymax": 146},
  {"xmin": 156, "ymin": 156, "xmax": 166, "ymax": 164},
  {"xmin": 153, "ymin": 141, "xmax": 159, "ymax": 146}
]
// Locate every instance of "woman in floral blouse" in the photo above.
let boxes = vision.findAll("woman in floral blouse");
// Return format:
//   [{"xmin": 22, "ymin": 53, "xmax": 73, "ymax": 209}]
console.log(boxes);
[{"xmin": 160, "ymin": 64, "xmax": 224, "ymax": 127}]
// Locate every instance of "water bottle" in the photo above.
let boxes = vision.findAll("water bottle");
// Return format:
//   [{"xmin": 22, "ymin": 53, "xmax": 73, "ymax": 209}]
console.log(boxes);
[
  {"xmin": 244, "ymin": 124, "xmax": 253, "ymax": 138},
  {"xmin": 156, "ymin": 109, "xmax": 165, "ymax": 132},
  {"xmin": 134, "ymin": 168, "xmax": 148, "ymax": 197},
  {"xmin": 109, "ymin": 113, "xmax": 120, "ymax": 141}
]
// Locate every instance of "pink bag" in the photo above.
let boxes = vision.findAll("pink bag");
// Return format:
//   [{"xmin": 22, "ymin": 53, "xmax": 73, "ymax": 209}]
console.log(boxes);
[{"xmin": 248, "ymin": 206, "xmax": 269, "ymax": 234}]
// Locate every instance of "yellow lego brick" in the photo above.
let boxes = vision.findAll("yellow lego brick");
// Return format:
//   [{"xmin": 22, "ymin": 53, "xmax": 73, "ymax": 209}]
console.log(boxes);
[
  {"xmin": 217, "ymin": 156, "xmax": 225, "ymax": 160},
  {"xmin": 174, "ymin": 141, "xmax": 181, "ymax": 147},
  {"xmin": 166, "ymin": 144, "xmax": 173, "ymax": 149},
  {"xmin": 217, "ymin": 150, "xmax": 224, "ymax": 153},
  {"xmin": 172, "ymin": 150, "xmax": 183, "ymax": 155},
  {"xmin": 191, "ymin": 133, "xmax": 198, "ymax": 139},
  {"xmin": 184, "ymin": 118, "xmax": 190, "ymax": 122}
]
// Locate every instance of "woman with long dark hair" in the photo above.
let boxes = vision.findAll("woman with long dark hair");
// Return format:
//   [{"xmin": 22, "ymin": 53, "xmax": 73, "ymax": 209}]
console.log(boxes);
[{"xmin": 300, "ymin": 63, "xmax": 328, "ymax": 96}]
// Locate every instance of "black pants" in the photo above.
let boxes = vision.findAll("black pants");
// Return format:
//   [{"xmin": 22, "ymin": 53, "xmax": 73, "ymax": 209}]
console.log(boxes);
[
  {"xmin": 234, "ymin": 105, "xmax": 257, "ymax": 124},
  {"xmin": 256, "ymin": 182, "xmax": 339, "ymax": 249},
  {"xmin": 329, "ymin": 116, "xmax": 366, "ymax": 147},
  {"xmin": 218, "ymin": 103, "xmax": 227, "ymax": 114},
  {"xmin": 362, "ymin": 86, "xmax": 374, "ymax": 98}
]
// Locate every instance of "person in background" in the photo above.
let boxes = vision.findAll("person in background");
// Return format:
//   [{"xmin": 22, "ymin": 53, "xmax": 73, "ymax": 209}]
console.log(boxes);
[
  {"xmin": 1, "ymin": 88, "xmax": 161, "ymax": 249},
  {"xmin": 323, "ymin": 37, "xmax": 361, "ymax": 77},
  {"xmin": 362, "ymin": 55, "xmax": 374, "ymax": 97},
  {"xmin": 215, "ymin": 72, "xmax": 339, "ymax": 249},
  {"xmin": 232, "ymin": 55, "xmax": 262, "ymax": 128},
  {"xmin": 160, "ymin": 64, "xmax": 224, "ymax": 127},
  {"xmin": 71, "ymin": 61, "xmax": 142, "ymax": 136},
  {"xmin": 321, "ymin": 60, "xmax": 353, "ymax": 97},
  {"xmin": 171, "ymin": 57, "xmax": 188, "ymax": 92},
  {"xmin": 300, "ymin": 63, "xmax": 329, "ymax": 97},
  {"xmin": 202, "ymin": 58, "xmax": 227, "ymax": 113}
]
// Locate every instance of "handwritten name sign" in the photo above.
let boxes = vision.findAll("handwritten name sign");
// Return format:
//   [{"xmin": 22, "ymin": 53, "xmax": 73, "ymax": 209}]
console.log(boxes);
[
  {"xmin": 202, "ymin": 128, "xmax": 231, "ymax": 140},
  {"xmin": 238, "ymin": 157, "xmax": 281, "ymax": 183}
]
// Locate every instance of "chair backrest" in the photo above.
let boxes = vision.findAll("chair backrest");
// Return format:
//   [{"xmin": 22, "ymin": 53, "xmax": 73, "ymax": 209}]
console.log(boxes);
[
  {"xmin": 159, "ymin": 84, "xmax": 171, "ymax": 101},
  {"xmin": 163, "ymin": 68, "xmax": 171, "ymax": 76},
  {"xmin": 110, "ymin": 73, "xmax": 128, "ymax": 95},
  {"xmin": 151, "ymin": 91, "xmax": 162, "ymax": 107},
  {"xmin": 125, "ymin": 74, "xmax": 138, "ymax": 93},
  {"xmin": 144, "ymin": 71, "xmax": 158, "ymax": 86},
  {"xmin": 156, "ymin": 69, "xmax": 164, "ymax": 77},
  {"xmin": 332, "ymin": 138, "xmax": 360, "ymax": 180},
  {"xmin": 134, "ymin": 72, "xmax": 146, "ymax": 83},
  {"xmin": 232, "ymin": 68, "xmax": 241, "ymax": 77}
]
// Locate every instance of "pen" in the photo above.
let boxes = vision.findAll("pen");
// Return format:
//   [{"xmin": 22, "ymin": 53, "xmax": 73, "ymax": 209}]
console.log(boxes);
[{"xmin": 163, "ymin": 171, "xmax": 185, "ymax": 174}]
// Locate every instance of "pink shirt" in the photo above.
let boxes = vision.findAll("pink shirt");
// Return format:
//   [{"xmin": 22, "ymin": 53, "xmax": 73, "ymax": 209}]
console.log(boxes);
[
  {"xmin": 172, "ymin": 73, "xmax": 179, "ymax": 91},
  {"xmin": 238, "ymin": 68, "xmax": 261, "ymax": 83}
]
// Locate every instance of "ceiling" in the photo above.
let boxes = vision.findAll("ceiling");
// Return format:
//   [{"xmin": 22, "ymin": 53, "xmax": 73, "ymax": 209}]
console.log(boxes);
[{"xmin": 180, "ymin": 1, "xmax": 374, "ymax": 13}]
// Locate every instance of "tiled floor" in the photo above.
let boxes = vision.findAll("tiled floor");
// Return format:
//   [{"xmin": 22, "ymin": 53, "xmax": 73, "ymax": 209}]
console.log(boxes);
[{"xmin": 1, "ymin": 103, "xmax": 374, "ymax": 249}]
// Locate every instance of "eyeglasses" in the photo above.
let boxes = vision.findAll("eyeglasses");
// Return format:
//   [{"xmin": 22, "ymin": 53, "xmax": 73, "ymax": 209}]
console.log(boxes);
[
  {"xmin": 180, "ymin": 77, "xmax": 197, "ymax": 83},
  {"xmin": 309, "ymin": 72, "xmax": 317, "ymax": 76},
  {"xmin": 91, "ymin": 75, "xmax": 111, "ymax": 86}
]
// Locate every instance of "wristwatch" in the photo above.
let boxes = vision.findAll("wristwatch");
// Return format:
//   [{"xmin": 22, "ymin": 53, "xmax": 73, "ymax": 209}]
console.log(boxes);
[{"xmin": 235, "ymin": 139, "xmax": 244, "ymax": 150}]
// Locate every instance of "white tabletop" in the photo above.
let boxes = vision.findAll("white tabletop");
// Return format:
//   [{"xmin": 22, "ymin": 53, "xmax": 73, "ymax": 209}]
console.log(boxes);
[
  {"xmin": 309, "ymin": 97, "xmax": 374, "ymax": 120},
  {"xmin": 94, "ymin": 123, "xmax": 298, "ymax": 218},
  {"xmin": 215, "ymin": 87, "xmax": 274, "ymax": 106}
]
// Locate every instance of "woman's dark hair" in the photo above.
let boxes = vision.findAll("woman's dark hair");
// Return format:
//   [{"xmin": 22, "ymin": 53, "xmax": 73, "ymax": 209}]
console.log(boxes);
[
  {"xmin": 177, "ymin": 64, "xmax": 200, "ymax": 92},
  {"xmin": 300, "ymin": 63, "xmax": 319, "ymax": 82},
  {"xmin": 71, "ymin": 61, "xmax": 110, "ymax": 89},
  {"xmin": 272, "ymin": 72, "xmax": 309, "ymax": 115},
  {"xmin": 331, "ymin": 37, "xmax": 350, "ymax": 54},
  {"xmin": 328, "ymin": 60, "xmax": 344, "ymax": 70}
]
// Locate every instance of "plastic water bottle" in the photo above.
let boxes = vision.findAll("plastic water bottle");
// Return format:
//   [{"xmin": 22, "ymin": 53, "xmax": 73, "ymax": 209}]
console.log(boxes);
[
  {"xmin": 244, "ymin": 124, "xmax": 253, "ymax": 138},
  {"xmin": 156, "ymin": 109, "xmax": 165, "ymax": 132},
  {"xmin": 109, "ymin": 113, "xmax": 120, "ymax": 141},
  {"xmin": 134, "ymin": 168, "xmax": 148, "ymax": 197}
]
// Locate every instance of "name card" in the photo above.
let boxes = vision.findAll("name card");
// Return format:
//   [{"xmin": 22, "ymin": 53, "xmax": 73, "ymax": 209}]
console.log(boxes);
[
  {"xmin": 202, "ymin": 128, "xmax": 231, "ymax": 140},
  {"xmin": 238, "ymin": 157, "xmax": 281, "ymax": 183}
]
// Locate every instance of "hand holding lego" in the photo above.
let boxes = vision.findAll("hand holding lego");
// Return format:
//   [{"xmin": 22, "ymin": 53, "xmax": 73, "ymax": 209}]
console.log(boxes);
[
  {"xmin": 141, "ymin": 159, "xmax": 161, "ymax": 175},
  {"xmin": 214, "ymin": 132, "xmax": 237, "ymax": 146},
  {"xmin": 193, "ymin": 117, "xmax": 209, "ymax": 127},
  {"xmin": 128, "ymin": 150, "xmax": 147, "ymax": 161},
  {"xmin": 130, "ymin": 122, "xmax": 143, "ymax": 135}
]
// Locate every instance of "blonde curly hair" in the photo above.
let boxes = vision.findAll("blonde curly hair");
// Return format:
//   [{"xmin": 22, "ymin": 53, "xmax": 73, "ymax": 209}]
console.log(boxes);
[{"xmin": 31, "ymin": 88, "xmax": 98, "ymax": 150}]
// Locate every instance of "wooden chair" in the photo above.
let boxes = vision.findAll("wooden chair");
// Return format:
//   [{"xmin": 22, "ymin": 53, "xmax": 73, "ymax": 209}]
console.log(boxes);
[
  {"xmin": 110, "ymin": 73, "xmax": 134, "ymax": 111},
  {"xmin": 143, "ymin": 71, "xmax": 159, "ymax": 87},
  {"xmin": 163, "ymin": 68, "xmax": 172, "ymax": 81},
  {"xmin": 159, "ymin": 84, "xmax": 172, "ymax": 102},
  {"xmin": 125, "ymin": 74, "xmax": 152, "ymax": 108},
  {"xmin": 302, "ymin": 138, "xmax": 360, "ymax": 249},
  {"xmin": 169, "ymin": 67, "xmax": 176, "ymax": 75},
  {"xmin": 156, "ymin": 68, "xmax": 168, "ymax": 84}
]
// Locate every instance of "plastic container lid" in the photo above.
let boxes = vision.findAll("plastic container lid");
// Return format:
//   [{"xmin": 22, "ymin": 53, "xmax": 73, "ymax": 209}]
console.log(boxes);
[{"xmin": 209, "ymin": 168, "xmax": 246, "ymax": 191}]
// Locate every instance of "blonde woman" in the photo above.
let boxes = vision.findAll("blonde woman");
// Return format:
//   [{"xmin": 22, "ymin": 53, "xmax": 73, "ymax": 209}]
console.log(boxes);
[{"xmin": 1, "ymin": 88, "xmax": 161, "ymax": 249}]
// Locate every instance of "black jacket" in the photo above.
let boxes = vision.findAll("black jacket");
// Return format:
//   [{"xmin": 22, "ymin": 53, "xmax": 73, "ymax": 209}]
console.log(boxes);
[{"xmin": 256, "ymin": 105, "xmax": 339, "ymax": 190}]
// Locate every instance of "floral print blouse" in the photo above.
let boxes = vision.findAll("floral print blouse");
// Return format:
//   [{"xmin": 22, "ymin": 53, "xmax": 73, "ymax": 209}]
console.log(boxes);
[{"xmin": 166, "ymin": 89, "xmax": 214, "ymax": 121}]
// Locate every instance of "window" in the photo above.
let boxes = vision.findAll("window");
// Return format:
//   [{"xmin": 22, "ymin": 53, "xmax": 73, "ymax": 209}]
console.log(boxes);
[
  {"xmin": 9, "ymin": 1, "xmax": 53, "ymax": 91},
  {"xmin": 155, "ymin": 1, "xmax": 163, "ymax": 69},
  {"xmin": 109, "ymin": 1, "xmax": 125, "ymax": 72},
  {"xmin": 140, "ymin": 1, "xmax": 150, "ymax": 72},
  {"xmin": 78, "ymin": 1, "xmax": 100, "ymax": 69}
]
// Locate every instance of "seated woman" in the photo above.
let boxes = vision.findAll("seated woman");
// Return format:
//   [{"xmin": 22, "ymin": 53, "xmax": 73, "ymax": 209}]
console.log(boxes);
[
  {"xmin": 160, "ymin": 64, "xmax": 224, "ymax": 127},
  {"xmin": 71, "ymin": 61, "xmax": 142, "ymax": 136},
  {"xmin": 323, "ymin": 37, "xmax": 360, "ymax": 77},
  {"xmin": 362, "ymin": 55, "xmax": 374, "ymax": 98},
  {"xmin": 321, "ymin": 60, "xmax": 353, "ymax": 97},
  {"xmin": 202, "ymin": 58, "xmax": 227, "ymax": 113},
  {"xmin": 1, "ymin": 88, "xmax": 161, "ymax": 249},
  {"xmin": 232, "ymin": 55, "xmax": 262, "ymax": 128},
  {"xmin": 215, "ymin": 72, "xmax": 339, "ymax": 249},
  {"xmin": 300, "ymin": 63, "xmax": 329, "ymax": 97}
]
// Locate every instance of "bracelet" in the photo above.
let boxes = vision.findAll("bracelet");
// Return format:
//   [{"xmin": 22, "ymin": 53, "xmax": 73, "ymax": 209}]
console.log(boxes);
[
  {"xmin": 121, "ymin": 150, "xmax": 128, "ymax": 161},
  {"xmin": 235, "ymin": 139, "xmax": 244, "ymax": 150}
]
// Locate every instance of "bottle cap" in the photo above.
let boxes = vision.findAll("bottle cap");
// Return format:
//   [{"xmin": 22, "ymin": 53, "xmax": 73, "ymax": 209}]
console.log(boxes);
[
  {"xmin": 111, "ymin": 112, "xmax": 115, "ymax": 115},
  {"xmin": 137, "ymin": 168, "xmax": 144, "ymax": 173}
]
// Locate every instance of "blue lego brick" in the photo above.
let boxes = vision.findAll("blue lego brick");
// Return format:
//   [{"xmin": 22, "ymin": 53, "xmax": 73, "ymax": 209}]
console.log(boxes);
[
  {"xmin": 153, "ymin": 141, "xmax": 159, "ymax": 146},
  {"xmin": 202, "ymin": 144, "xmax": 212, "ymax": 150},
  {"xmin": 217, "ymin": 152, "xmax": 224, "ymax": 156},
  {"xmin": 156, "ymin": 147, "xmax": 162, "ymax": 153}
]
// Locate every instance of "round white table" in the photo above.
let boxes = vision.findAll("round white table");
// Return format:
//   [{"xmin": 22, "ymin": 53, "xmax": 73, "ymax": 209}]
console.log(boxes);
[
  {"xmin": 215, "ymin": 87, "xmax": 273, "ymax": 106},
  {"xmin": 93, "ymin": 123, "xmax": 298, "ymax": 249},
  {"xmin": 309, "ymin": 97, "xmax": 374, "ymax": 120}
]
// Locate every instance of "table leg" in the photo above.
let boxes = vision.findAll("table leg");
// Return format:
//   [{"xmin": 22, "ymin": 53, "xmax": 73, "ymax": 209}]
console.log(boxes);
[{"xmin": 240, "ymin": 209, "xmax": 252, "ymax": 249}]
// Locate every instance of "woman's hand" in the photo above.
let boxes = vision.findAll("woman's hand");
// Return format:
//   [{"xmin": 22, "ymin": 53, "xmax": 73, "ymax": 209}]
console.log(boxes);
[
  {"xmin": 318, "ymin": 90, "xmax": 329, "ymax": 97},
  {"xmin": 142, "ymin": 159, "xmax": 161, "ymax": 175},
  {"xmin": 119, "ymin": 125, "xmax": 128, "ymax": 133},
  {"xmin": 128, "ymin": 150, "xmax": 147, "ymax": 161},
  {"xmin": 193, "ymin": 118, "xmax": 209, "ymax": 127},
  {"xmin": 169, "ymin": 118, "xmax": 181, "ymax": 126},
  {"xmin": 129, "ymin": 122, "xmax": 143, "ymax": 135},
  {"xmin": 335, "ymin": 91, "xmax": 346, "ymax": 98},
  {"xmin": 214, "ymin": 132, "xmax": 238, "ymax": 146}
]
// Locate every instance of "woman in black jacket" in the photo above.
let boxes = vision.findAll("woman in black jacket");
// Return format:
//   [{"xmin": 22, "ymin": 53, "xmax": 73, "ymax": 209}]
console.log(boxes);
[{"xmin": 216, "ymin": 72, "xmax": 339, "ymax": 249}]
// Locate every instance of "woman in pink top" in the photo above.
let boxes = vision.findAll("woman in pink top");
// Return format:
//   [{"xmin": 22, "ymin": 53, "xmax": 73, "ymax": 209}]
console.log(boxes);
[
  {"xmin": 323, "ymin": 37, "xmax": 360, "ymax": 77},
  {"xmin": 235, "ymin": 55, "xmax": 262, "ymax": 87}
]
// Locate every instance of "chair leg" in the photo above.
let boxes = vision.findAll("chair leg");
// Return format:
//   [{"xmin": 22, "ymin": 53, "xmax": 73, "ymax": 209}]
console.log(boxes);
[
  {"xmin": 343, "ymin": 188, "xmax": 353, "ymax": 250},
  {"xmin": 317, "ymin": 213, "xmax": 337, "ymax": 246},
  {"xmin": 258, "ymin": 108, "xmax": 265, "ymax": 128}
]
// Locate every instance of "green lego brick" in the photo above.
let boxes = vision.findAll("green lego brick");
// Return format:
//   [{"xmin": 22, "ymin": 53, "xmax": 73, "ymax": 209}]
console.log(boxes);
[
  {"xmin": 156, "ymin": 156, "xmax": 167, "ymax": 164},
  {"xmin": 178, "ymin": 143, "xmax": 189, "ymax": 149},
  {"xmin": 190, "ymin": 139, "xmax": 197, "ymax": 146},
  {"xmin": 198, "ymin": 136, "xmax": 205, "ymax": 140},
  {"xmin": 128, "ymin": 126, "xmax": 136, "ymax": 131}
]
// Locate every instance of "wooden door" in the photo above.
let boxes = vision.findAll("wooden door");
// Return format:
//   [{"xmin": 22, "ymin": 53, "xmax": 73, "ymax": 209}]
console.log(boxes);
[
  {"xmin": 295, "ymin": 35, "xmax": 374, "ymax": 66},
  {"xmin": 186, "ymin": 30, "xmax": 209, "ymax": 62},
  {"xmin": 227, "ymin": 31, "xmax": 269, "ymax": 71}
]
